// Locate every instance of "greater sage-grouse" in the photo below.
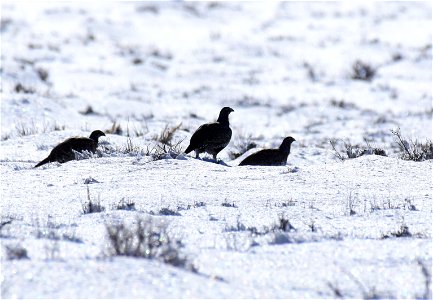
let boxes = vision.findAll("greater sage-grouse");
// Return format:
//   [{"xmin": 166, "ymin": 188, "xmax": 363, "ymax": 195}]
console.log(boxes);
[
  {"xmin": 239, "ymin": 136, "xmax": 296, "ymax": 166},
  {"xmin": 185, "ymin": 107, "xmax": 234, "ymax": 160},
  {"xmin": 34, "ymin": 130, "xmax": 106, "ymax": 168}
]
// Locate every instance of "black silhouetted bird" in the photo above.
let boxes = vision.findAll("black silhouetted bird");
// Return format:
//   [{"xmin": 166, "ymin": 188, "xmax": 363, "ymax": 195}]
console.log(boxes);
[
  {"xmin": 185, "ymin": 107, "xmax": 234, "ymax": 160},
  {"xmin": 34, "ymin": 130, "xmax": 106, "ymax": 168},
  {"xmin": 239, "ymin": 136, "xmax": 296, "ymax": 166}
]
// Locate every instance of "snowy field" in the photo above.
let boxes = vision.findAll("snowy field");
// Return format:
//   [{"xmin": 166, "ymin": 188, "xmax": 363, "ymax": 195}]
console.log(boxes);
[{"xmin": 1, "ymin": 2, "xmax": 432, "ymax": 298}]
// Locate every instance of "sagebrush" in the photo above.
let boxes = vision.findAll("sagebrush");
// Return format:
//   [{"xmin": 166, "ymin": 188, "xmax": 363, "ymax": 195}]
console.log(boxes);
[{"xmin": 105, "ymin": 217, "xmax": 195, "ymax": 271}]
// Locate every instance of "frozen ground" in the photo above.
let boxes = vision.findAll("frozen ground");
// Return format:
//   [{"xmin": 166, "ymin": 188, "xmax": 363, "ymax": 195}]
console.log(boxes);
[{"xmin": 1, "ymin": 2, "xmax": 432, "ymax": 299}]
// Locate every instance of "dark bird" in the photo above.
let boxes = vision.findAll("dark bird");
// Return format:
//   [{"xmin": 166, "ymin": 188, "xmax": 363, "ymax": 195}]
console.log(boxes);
[
  {"xmin": 185, "ymin": 107, "xmax": 234, "ymax": 160},
  {"xmin": 239, "ymin": 136, "xmax": 296, "ymax": 166},
  {"xmin": 34, "ymin": 130, "xmax": 106, "ymax": 168}
]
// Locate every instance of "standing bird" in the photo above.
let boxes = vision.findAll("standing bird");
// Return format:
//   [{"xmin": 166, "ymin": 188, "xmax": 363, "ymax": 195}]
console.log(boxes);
[
  {"xmin": 34, "ymin": 130, "xmax": 106, "ymax": 168},
  {"xmin": 239, "ymin": 136, "xmax": 296, "ymax": 166},
  {"xmin": 185, "ymin": 107, "xmax": 234, "ymax": 160}
]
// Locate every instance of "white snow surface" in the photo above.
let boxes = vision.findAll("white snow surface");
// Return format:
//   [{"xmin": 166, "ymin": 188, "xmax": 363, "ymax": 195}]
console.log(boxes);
[{"xmin": 1, "ymin": 2, "xmax": 432, "ymax": 299}]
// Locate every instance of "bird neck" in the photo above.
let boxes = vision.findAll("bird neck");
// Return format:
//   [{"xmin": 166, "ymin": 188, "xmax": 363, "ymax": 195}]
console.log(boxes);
[
  {"xmin": 279, "ymin": 143, "xmax": 292, "ymax": 154},
  {"xmin": 217, "ymin": 113, "xmax": 230, "ymax": 126},
  {"xmin": 89, "ymin": 134, "xmax": 100, "ymax": 143}
]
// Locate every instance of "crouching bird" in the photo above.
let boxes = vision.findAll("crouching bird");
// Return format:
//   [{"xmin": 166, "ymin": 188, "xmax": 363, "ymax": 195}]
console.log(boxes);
[
  {"xmin": 34, "ymin": 130, "xmax": 106, "ymax": 168},
  {"xmin": 239, "ymin": 136, "xmax": 296, "ymax": 166},
  {"xmin": 185, "ymin": 107, "xmax": 234, "ymax": 161}
]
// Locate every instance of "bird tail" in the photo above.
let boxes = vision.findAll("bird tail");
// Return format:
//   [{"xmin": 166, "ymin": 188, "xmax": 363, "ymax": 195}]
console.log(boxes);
[
  {"xmin": 184, "ymin": 144, "xmax": 194, "ymax": 154},
  {"xmin": 34, "ymin": 156, "xmax": 51, "ymax": 168}
]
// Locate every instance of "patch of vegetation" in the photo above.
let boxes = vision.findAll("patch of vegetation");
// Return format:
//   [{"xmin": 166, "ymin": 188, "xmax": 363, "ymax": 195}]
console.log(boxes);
[
  {"xmin": 391, "ymin": 128, "xmax": 433, "ymax": 161},
  {"xmin": 15, "ymin": 121, "xmax": 38, "ymax": 137},
  {"xmin": 330, "ymin": 99, "xmax": 358, "ymax": 109},
  {"xmin": 369, "ymin": 197, "xmax": 418, "ymax": 212},
  {"xmin": 329, "ymin": 259, "xmax": 431, "ymax": 299},
  {"xmin": 327, "ymin": 267, "xmax": 383, "ymax": 299},
  {"xmin": 0, "ymin": 219, "xmax": 13, "ymax": 232},
  {"xmin": 283, "ymin": 166, "xmax": 300, "ymax": 174},
  {"xmin": 381, "ymin": 217, "xmax": 428, "ymax": 239},
  {"xmin": 403, "ymin": 198, "xmax": 418, "ymax": 211},
  {"xmin": 136, "ymin": 3, "xmax": 159, "ymax": 14},
  {"xmin": 222, "ymin": 200, "xmax": 238, "ymax": 208},
  {"xmin": 82, "ymin": 198, "xmax": 105, "ymax": 214},
  {"xmin": 223, "ymin": 231, "xmax": 257, "ymax": 252},
  {"xmin": 132, "ymin": 57, "xmax": 143, "ymax": 65},
  {"xmin": 381, "ymin": 222, "xmax": 412, "ymax": 239},
  {"xmin": 36, "ymin": 67, "xmax": 49, "ymax": 82},
  {"xmin": 225, "ymin": 216, "xmax": 259, "ymax": 235},
  {"xmin": 225, "ymin": 214, "xmax": 295, "ymax": 236},
  {"xmin": 51, "ymin": 122, "xmax": 65, "ymax": 131},
  {"xmin": 84, "ymin": 176, "xmax": 99, "ymax": 184},
  {"xmin": 327, "ymin": 282, "xmax": 344, "ymax": 299},
  {"xmin": 307, "ymin": 219, "xmax": 318, "ymax": 232},
  {"xmin": 13, "ymin": 120, "xmax": 65, "ymax": 138},
  {"xmin": 114, "ymin": 123, "xmax": 183, "ymax": 160},
  {"xmin": 80, "ymin": 105, "xmax": 99, "ymax": 115},
  {"xmin": 130, "ymin": 138, "xmax": 149, "ymax": 155},
  {"xmin": 228, "ymin": 132, "xmax": 257, "ymax": 160},
  {"xmin": 155, "ymin": 207, "xmax": 181, "ymax": 216},
  {"xmin": 346, "ymin": 191, "xmax": 358, "ymax": 216},
  {"xmin": 126, "ymin": 121, "xmax": 149, "ymax": 137},
  {"xmin": 32, "ymin": 216, "xmax": 82, "ymax": 243},
  {"xmin": 105, "ymin": 217, "xmax": 195, "ymax": 271},
  {"xmin": 151, "ymin": 141, "xmax": 184, "ymax": 160},
  {"xmin": 5, "ymin": 243, "xmax": 29, "ymax": 260},
  {"xmin": 35, "ymin": 228, "xmax": 81, "ymax": 243},
  {"xmin": 303, "ymin": 61, "xmax": 317, "ymax": 82},
  {"xmin": 275, "ymin": 214, "xmax": 296, "ymax": 232},
  {"xmin": 44, "ymin": 239, "xmax": 61, "ymax": 260},
  {"xmin": 351, "ymin": 60, "xmax": 376, "ymax": 81},
  {"xmin": 271, "ymin": 231, "xmax": 344, "ymax": 246},
  {"xmin": 391, "ymin": 52, "xmax": 403, "ymax": 62},
  {"xmin": 147, "ymin": 46, "xmax": 173, "ymax": 60},
  {"xmin": 177, "ymin": 201, "xmax": 206, "ymax": 211},
  {"xmin": 72, "ymin": 149, "xmax": 97, "ymax": 161},
  {"xmin": 224, "ymin": 215, "xmax": 345, "ymax": 248},
  {"xmin": 189, "ymin": 112, "xmax": 199, "ymax": 119},
  {"xmin": 330, "ymin": 139, "xmax": 386, "ymax": 161},
  {"xmin": 153, "ymin": 123, "xmax": 182, "ymax": 146},
  {"xmin": 104, "ymin": 119, "xmax": 148, "ymax": 138},
  {"xmin": 100, "ymin": 121, "xmax": 183, "ymax": 160},
  {"xmin": 279, "ymin": 199, "xmax": 296, "ymax": 207},
  {"xmin": 417, "ymin": 258, "xmax": 432, "ymax": 299},
  {"xmin": 14, "ymin": 83, "xmax": 35, "ymax": 93},
  {"xmin": 82, "ymin": 186, "xmax": 105, "ymax": 214},
  {"xmin": 109, "ymin": 137, "xmax": 148, "ymax": 156},
  {"xmin": 113, "ymin": 198, "xmax": 136, "ymax": 211},
  {"xmin": 106, "ymin": 121, "xmax": 123, "ymax": 135},
  {"xmin": 1, "ymin": 132, "xmax": 11, "ymax": 141},
  {"xmin": 236, "ymin": 95, "xmax": 271, "ymax": 108},
  {"xmin": 103, "ymin": 137, "xmax": 182, "ymax": 162}
]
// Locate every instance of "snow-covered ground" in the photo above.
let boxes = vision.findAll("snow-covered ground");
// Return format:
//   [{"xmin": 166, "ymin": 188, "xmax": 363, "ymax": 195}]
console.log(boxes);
[{"xmin": 1, "ymin": 2, "xmax": 432, "ymax": 298}]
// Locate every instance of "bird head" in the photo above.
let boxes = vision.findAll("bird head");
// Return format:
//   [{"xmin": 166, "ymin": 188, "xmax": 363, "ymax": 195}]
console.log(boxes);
[
  {"xmin": 217, "ymin": 107, "xmax": 234, "ymax": 124},
  {"xmin": 279, "ymin": 136, "xmax": 296, "ymax": 153},
  {"xmin": 89, "ymin": 130, "xmax": 106, "ymax": 142},
  {"xmin": 221, "ymin": 107, "xmax": 234, "ymax": 115}
]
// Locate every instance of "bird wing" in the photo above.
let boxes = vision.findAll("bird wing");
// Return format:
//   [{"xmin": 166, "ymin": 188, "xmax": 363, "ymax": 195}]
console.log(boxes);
[
  {"xmin": 240, "ymin": 149, "xmax": 280, "ymax": 166},
  {"xmin": 69, "ymin": 138, "xmax": 97, "ymax": 153},
  {"xmin": 189, "ymin": 122, "xmax": 224, "ymax": 148},
  {"xmin": 50, "ymin": 138, "xmax": 97, "ymax": 162}
]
